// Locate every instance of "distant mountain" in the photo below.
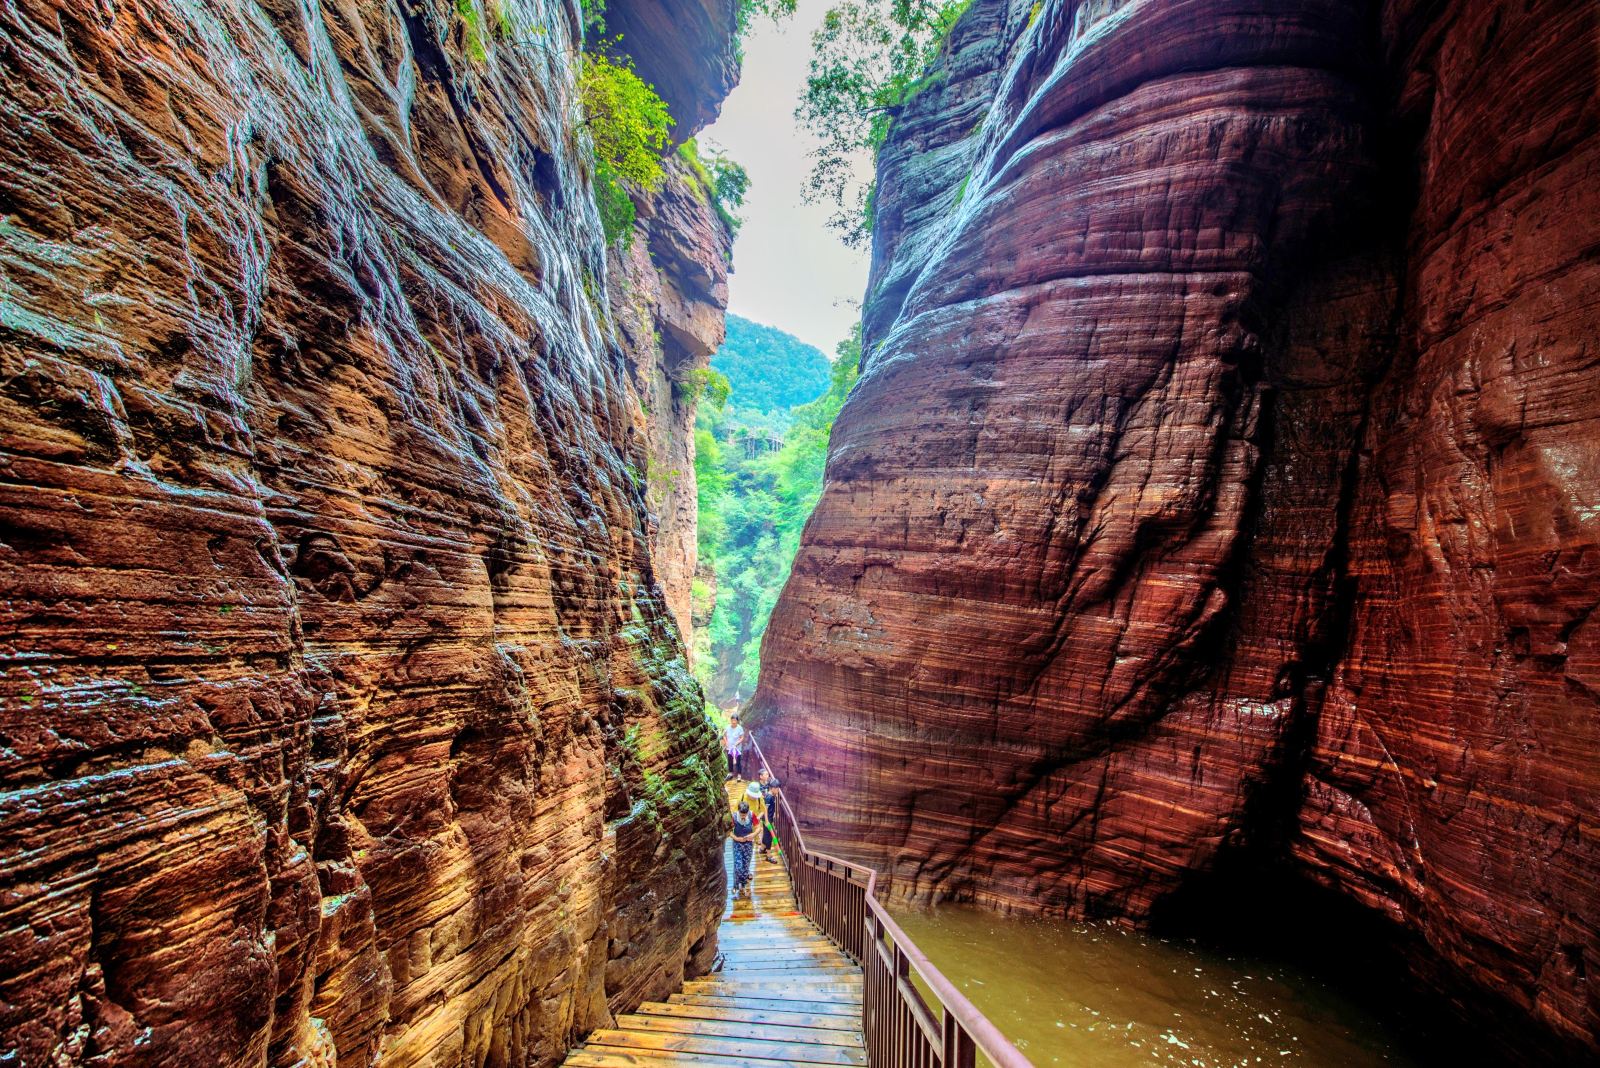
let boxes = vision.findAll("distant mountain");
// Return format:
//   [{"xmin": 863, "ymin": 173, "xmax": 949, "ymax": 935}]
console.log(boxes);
[{"xmin": 711, "ymin": 315, "xmax": 831, "ymax": 412}]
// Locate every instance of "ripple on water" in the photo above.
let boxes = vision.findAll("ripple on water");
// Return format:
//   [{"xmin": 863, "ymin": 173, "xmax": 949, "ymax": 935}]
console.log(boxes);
[{"xmin": 887, "ymin": 904, "xmax": 1419, "ymax": 1068}]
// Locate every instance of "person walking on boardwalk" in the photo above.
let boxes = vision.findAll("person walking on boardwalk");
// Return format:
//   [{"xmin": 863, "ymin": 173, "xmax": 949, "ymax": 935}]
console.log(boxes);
[
  {"xmin": 756, "ymin": 769, "xmax": 782, "ymax": 862},
  {"xmin": 723, "ymin": 712, "xmax": 747, "ymax": 781},
  {"xmin": 743, "ymin": 777, "xmax": 765, "ymax": 827},
  {"xmin": 730, "ymin": 800, "xmax": 757, "ymax": 895}
]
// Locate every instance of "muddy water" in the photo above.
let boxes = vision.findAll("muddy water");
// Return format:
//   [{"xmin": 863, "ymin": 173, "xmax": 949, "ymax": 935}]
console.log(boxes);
[{"xmin": 888, "ymin": 905, "xmax": 1419, "ymax": 1068}]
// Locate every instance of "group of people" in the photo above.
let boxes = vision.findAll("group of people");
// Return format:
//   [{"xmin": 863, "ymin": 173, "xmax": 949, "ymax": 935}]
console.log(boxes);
[{"xmin": 723, "ymin": 712, "xmax": 781, "ymax": 898}]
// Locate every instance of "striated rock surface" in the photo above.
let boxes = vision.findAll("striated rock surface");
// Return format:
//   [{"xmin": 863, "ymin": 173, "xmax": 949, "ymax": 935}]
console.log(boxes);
[
  {"xmin": 0, "ymin": 0, "xmax": 734, "ymax": 1064},
  {"xmin": 754, "ymin": 0, "xmax": 1600, "ymax": 1057},
  {"xmin": 1299, "ymin": 0, "xmax": 1600, "ymax": 1049},
  {"xmin": 609, "ymin": 156, "xmax": 733, "ymax": 645},
  {"xmin": 597, "ymin": 0, "xmax": 740, "ymax": 136}
]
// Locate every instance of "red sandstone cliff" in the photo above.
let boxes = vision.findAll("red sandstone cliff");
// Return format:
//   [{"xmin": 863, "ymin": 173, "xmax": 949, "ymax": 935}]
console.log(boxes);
[
  {"xmin": 601, "ymin": 0, "xmax": 740, "ymax": 135},
  {"xmin": 0, "ymin": 0, "xmax": 737, "ymax": 1064},
  {"xmin": 610, "ymin": 157, "xmax": 733, "ymax": 647},
  {"xmin": 754, "ymin": 0, "xmax": 1600, "ymax": 1057}
]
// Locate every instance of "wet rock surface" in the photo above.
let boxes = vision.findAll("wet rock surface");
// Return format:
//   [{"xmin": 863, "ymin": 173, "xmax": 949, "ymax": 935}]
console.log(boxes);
[
  {"xmin": 753, "ymin": 0, "xmax": 1600, "ymax": 1057},
  {"xmin": 0, "ymin": 0, "xmax": 732, "ymax": 1064}
]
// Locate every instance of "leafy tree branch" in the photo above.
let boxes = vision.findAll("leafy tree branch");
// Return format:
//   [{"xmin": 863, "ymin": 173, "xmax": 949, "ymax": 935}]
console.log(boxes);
[{"xmin": 797, "ymin": 0, "xmax": 973, "ymax": 246}]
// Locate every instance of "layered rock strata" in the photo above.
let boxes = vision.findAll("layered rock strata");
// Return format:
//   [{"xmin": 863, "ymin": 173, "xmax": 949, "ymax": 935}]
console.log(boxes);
[
  {"xmin": 753, "ymin": 0, "xmax": 1600, "ymax": 1057},
  {"xmin": 0, "ymin": 0, "xmax": 734, "ymax": 1064},
  {"xmin": 610, "ymin": 157, "xmax": 733, "ymax": 645},
  {"xmin": 599, "ymin": 0, "xmax": 740, "ymax": 135}
]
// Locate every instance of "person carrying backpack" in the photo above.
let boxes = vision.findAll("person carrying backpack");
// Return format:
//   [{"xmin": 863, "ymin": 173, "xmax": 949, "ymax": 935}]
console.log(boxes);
[{"xmin": 757, "ymin": 769, "xmax": 782, "ymax": 862}]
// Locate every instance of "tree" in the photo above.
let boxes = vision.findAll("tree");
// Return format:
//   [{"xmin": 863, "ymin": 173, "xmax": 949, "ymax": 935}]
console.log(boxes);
[
  {"xmin": 797, "ymin": 0, "xmax": 973, "ymax": 246},
  {"xmin": 712, "ymin": 315, "xmax": 832, "ymax": 412},
  {"xmin": 580, "ymin": 51, "xmax": 674, "ymax": 246},
  {"xmin": 582, "ymin": 1, "xmax": 790, "ymax": 251},
  {"xmin": 697, "ymin": 325, "xmax": 862, "ymax": 701},
  {"xmin": 737, "ymin": 0, "xmax": 800, "ymax": 49},
  {"xmin": 677, "ymin": 140, "xmax": 751, "ymax": 236}
]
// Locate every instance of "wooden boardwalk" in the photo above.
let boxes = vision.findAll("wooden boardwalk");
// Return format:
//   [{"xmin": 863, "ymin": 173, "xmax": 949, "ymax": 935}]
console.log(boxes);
[{"xmin": 563, "ymin": 784, "xmax": 867, "ymax": 1067}]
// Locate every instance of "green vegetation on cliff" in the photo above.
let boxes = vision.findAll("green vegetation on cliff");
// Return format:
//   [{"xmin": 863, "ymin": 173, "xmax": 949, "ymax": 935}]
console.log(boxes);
[
  {"xmin": 694, "ymin": 323, "xmax": 860, "ymax": 703},
  {"xmin": 580, "ymin": 1, "xmax": 790, "ymax": 248},
  {"xmin": 798, "ymin": 0, "xmax": 974, "ymax": 245},
  {"xmin": 677, "ymin": 139, "xmax": 751, "ymax": 236},
  {"xmin": 579, "ymin": 51, "xmax": 674, "ymax": 245}
]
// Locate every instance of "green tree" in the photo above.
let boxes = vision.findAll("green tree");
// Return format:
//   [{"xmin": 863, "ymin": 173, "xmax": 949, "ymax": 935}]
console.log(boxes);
[
  {"xmin": 709, "ymin": 153, "xmax": 751, "ymax": 217},
  {"xmin": 677, "ymin": 140, "xmax": 751, "ymax": 235},
  {"xmin": 695, "ymin": 426, "xmax": 728, "ymax": 564},
  {"xmin": 580, "ymin": 51, "xmax": 674, "ymax": 246},
  {"xmin": 766, "ymin": 339, "xmax": 859, "ymax": 532},
  {"xmin": 797, "ymin": 0, "xmax": 973, "ymax": 246},
  {"xmin": 679, "ymin": 367, "xmax": 733, "ymax": 410},
  {"xmin": 712, "ymin": 314, "xmax": 832, "ymax": 412},
  {"xmin": 582, "ymin": 2, "xmax": 788, "ymax": 253},
  {"xmin": 737, "ymin": 0, "xmax": 800, "ymax": 53}
]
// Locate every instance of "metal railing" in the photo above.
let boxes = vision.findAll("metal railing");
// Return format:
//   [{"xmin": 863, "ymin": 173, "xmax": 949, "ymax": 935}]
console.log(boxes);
[{"xmin": 748, "ymin": 737, "xmax": 1033, "ymax": 1068}]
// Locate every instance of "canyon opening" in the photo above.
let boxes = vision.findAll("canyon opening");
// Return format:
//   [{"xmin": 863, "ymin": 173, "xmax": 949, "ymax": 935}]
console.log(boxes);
[{"xmin": 1, "ymin": 1, "xmax": 1597, "ymax": 1067}]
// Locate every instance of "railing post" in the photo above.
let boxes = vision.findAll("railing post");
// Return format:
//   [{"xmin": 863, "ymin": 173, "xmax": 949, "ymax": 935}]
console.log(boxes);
[
  {"xmin": 893, "ymin": 941, "xmax": 908, "ymax": 1063},
  {"xmin": 748, "ymin": 732, "xmax": 1031, "ymax": 1068},
  {"xmin": 942, "ymin": 1011, "xmax": 975, "ymax": 1068}
]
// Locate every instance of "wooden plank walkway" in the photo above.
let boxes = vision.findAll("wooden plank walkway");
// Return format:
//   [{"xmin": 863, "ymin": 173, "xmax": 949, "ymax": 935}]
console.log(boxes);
[{"xmin": 563, "ymin": 783, "xmax": 866, "ymax": 1067}]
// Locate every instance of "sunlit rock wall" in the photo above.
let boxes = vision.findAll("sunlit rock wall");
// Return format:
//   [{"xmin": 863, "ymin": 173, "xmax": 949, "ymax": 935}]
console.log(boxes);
[
  {"xmin": 0, "ymin": 0, "xmax": 735, "ymax": 1064},
  {"xmin": 610, "ymin": 157, "xmax": 732, "ymax": 647},
  {"xmin": 754, "ymin": 0, "xmax": 1600, "ymax": 1057}
]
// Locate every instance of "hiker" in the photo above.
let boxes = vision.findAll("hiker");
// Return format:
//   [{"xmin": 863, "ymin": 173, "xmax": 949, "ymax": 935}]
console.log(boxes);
[
  {"xmin": 757, "ymin": 769, "xmax": 782, "ymax": 862},
  {"xmin": 743, "ymin": 777, "xmax": 765, "ymax": 826},
  {"xmin": 730, "ymin": 800, "xmax": 757, "ymax": 896},
  {"xmin": 723, "ymin": 713, "xmax": 747, "ymax": 781}
]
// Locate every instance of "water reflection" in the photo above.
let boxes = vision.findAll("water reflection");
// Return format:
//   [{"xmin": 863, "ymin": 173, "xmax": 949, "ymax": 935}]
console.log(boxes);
[{"xmin": 888, "ymin": 904, "xmax": 1418, "ymax": 1068}]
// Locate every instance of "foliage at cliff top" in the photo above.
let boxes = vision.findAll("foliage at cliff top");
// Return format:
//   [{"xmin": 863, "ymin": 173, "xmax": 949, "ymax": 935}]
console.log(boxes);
[
  {"xmin": 579, "ymin": 0, "xmax": 789, "ymax": 248},
  {"xmin": 696, "ymin": 325, "xmax": 861, "ymax": 703},
  {"xmin": 711, "ymin": 315, "xmax": 833, "ymax": 413},
  {"xmin": 798, "ymin": 0, "xmax": 974, "ymax": 246},
  {"xmin": 678, "ymin": 139, "xmax": 751, "ymax": 237},
  {"xmin": 579, "ymin": 50, "xmax": 674, "ymax": 246}
]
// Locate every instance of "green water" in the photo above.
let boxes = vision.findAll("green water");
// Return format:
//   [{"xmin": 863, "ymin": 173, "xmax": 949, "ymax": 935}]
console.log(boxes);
[{"xmin": 888, "ymin": 905, "xmax": 1420, "ymax": 1068}]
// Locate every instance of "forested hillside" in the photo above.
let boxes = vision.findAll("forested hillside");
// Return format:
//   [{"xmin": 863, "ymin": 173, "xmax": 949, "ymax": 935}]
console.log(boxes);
[
  {"xmin": 715, "ymin": 315, "xmax": 834, "ymax": 410},
  {"xmin": 693, "ymin": 324, "xmax": 859, "ymax": 706}
]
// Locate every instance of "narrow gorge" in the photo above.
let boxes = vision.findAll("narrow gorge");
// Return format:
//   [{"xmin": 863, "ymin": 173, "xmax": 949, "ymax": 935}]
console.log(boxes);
[
  {"xmin": 2, "ymin": 0, "xmax": 1597, "ymax": 1065},
  {"xmin": 753, "ymin": 0, "xmax": 1600, "ymax": 1061}
]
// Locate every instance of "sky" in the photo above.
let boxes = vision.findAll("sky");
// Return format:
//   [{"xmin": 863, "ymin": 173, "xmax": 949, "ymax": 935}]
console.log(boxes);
[{"xmin": 700, "ymin": 2, "xmax": 870, "ymax": 358}]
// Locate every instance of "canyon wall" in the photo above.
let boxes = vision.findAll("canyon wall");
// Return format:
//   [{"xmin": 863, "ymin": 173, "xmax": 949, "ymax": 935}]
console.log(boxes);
[
  {"xmin": 610, "ymin": 157, "xmax": 733, "ymax": 645},
  {"xmin": 753, "ymin": 0, "xmax": 1599, "ymax": 1057},
  {"xmin": 0, "ymin": 0, "xmax": 736, "ymax": 1064}
]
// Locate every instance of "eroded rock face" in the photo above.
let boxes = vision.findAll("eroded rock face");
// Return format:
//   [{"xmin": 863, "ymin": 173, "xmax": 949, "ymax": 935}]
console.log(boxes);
[
  {"xmin": 610, "ymin": 157, "xmax": 733, "ymax": 646},
  {"xmin": 0, "ymin": 0, "xmax": 731, "ymax": 1064},
  {"xmin": 598, "ymin": 0, "xmax": 740, "ymax": 135},
  {"xmin": 753, "ymin": 0, "xmax": 1600, "ymax": 1056}
]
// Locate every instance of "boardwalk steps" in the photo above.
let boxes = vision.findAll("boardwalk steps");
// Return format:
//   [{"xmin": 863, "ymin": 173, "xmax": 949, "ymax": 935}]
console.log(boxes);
[{"xmin": 563, "ymin": 785, "xmax": 868, "ymax": 1068}]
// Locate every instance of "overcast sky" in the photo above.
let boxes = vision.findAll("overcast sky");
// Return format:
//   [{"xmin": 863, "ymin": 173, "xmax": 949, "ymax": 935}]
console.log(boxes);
[{"xmin": 700, "ymin": 1, "xmax": 870, "ymax": 358}]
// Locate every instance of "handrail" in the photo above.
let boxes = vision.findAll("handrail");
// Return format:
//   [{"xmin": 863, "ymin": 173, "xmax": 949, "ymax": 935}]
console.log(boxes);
[{"xmin": 747, "ymin": 735, "xmax": 1033, "ymax": 1068}]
